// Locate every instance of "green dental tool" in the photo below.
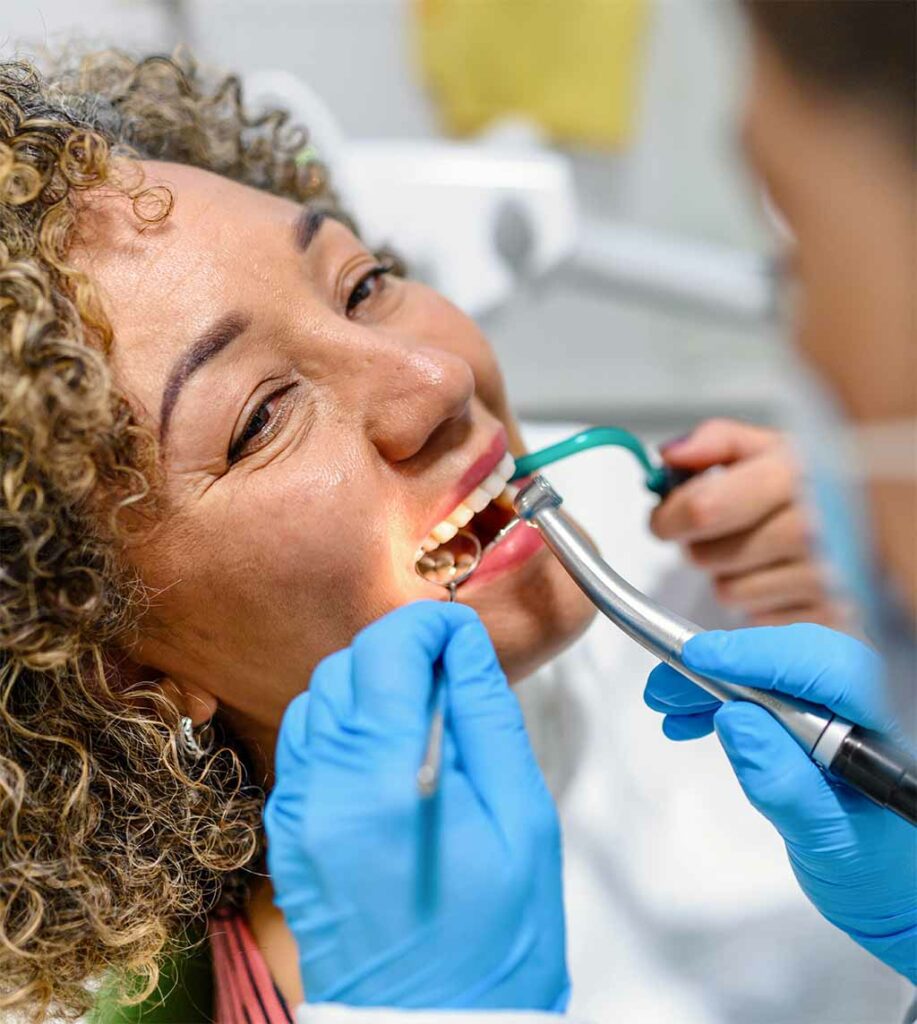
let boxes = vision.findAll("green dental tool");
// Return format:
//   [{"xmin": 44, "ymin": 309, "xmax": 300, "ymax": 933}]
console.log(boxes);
[{"xmin": 510, "ymin": 426, "xmax": 692, "ymax": 498}]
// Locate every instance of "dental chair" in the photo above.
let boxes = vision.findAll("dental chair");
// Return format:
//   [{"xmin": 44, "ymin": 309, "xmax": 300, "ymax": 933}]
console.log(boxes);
[
  {"xmin": 245, "ymin": 69, "xmax": 577, "ymax": 320},
  {"xmin": 244, "ymin": 69, "xmax": 776, "ymax": 327}
]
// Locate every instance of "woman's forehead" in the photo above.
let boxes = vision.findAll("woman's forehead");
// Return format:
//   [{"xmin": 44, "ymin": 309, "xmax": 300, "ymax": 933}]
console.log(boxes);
[
  {"xmin": 76, "ymin": 161, "xmax": 296, "ymax": 270},
  {"xmin": 73, "ymin": 163, "xmax": 299, "ymax": 410},
  {"xmin": 77, "ymin": 162, "xmax": 299, "ymax": 305}
]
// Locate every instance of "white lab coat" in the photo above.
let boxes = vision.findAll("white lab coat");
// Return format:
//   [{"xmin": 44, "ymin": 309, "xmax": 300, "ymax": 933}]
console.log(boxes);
[{"xmin": 295, "ymin": 1010, "xmax": 582, "ymax": 1024}]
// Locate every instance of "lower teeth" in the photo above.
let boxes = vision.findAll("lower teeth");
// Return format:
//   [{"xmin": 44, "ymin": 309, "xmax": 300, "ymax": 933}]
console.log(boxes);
[
  {"xmin": 415, "ymin": 532, "xmax": 481, "ymax": 584},
  {"xmin": 415, "ymin": 483, "xmax": 519, "ymax": 577}
]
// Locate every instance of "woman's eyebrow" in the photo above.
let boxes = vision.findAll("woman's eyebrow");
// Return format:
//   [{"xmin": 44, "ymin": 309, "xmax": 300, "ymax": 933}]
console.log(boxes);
[
  {"xmin": 159, "ymin": 311, "xmax": 253, "ymax": 443},
  {"xmin": 292, "ymin": 206, "xmax": 327, "ymax": 252}
]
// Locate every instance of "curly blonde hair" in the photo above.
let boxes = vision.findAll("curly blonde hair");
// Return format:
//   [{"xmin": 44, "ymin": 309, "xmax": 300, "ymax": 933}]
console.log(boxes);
[{"xmin": 0, "ymin": 49, "xmax": 341, "ymax": 1022}]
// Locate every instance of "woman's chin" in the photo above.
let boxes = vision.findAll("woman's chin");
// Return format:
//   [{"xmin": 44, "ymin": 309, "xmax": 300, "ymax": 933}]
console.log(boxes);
[{"xmin": 461, "ymin": 543, "xmax": 596, "ymax": 683}]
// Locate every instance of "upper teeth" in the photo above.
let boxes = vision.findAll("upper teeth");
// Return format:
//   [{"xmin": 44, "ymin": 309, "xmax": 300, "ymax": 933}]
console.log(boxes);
[{"xmin": 417, "ymin": 452, "xmax": 516, "ymax": 556}]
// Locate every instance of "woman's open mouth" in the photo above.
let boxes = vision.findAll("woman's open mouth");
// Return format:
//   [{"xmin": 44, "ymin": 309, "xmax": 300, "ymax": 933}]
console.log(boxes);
[
  {"xmin": 414, "ymin": 452, "xmax": 546, "ymax": 588},
  {"xmin": 415, "ymin": 452, "xmax": 517, "ymax": 560}
]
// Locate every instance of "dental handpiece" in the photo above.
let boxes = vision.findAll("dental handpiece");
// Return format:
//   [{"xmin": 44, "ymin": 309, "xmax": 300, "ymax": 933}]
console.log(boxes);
[{"xmin": 514, "ymin": 476, "xmax": 917, "ymax": 827}]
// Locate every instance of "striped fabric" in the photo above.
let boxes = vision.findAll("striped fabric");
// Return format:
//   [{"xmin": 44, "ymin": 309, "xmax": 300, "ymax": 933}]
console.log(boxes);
[{"xmin": 209, "ymin": 910, "xmax": 295, "ymax": 1024}]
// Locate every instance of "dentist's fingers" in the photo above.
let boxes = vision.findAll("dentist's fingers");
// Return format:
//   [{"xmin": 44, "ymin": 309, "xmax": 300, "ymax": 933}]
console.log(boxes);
[
  {"xmin": 663, "ymin": 711, "xmax": 716, "ymax": 740},
  {"xmin": 714, "ymin": 560, "xmax": 829, "ymax": 615},
  {"xmin": 644, "ymin": 663, "xmax": 720, "ymax": 740},
  {"xmin": 652, "ymin": 420, "xmax": 797, "ymax": 544},
  {"xmin": 652, "ymin": 448, "xmax": 796, "ymax": 544},
  {"xmin": 651, "ymin": 419, "xmax": 846, "ymax": 630},
  {"xmin": 660, "ymin": 418, "xmax": 781, "ymax": 468},
  {"xmin": 304, "ymin": 648, "xmax": 354, "ymax": 741},
  {"xmin": 350, "ymin": 600, "xmax": 477, "ymax": 736},
  {"xmin": 683, "ymin": 626, "xmax": 893, "ymax": 734},
  {"xmin": 442, "ymin": 618, "xmax": 554, "ymax": 839},
  {"xmin": 748, "ymin": 603, "xmax": 851, "ymax": 629},
  {"xmin": 686, "ymin": 504, "xmax": 811, "ymax": 575},
  {"xmin": 268, "ymin": 689, "xmax": 316, "ymax": 841},
  {"xmin": 712, "ymin": 701, "xmax": 845, "ymax": 850},
  {"xmin": 644, "ymin": 662, "xmax": 721, "ymax": 715},
  {"xmin": 274, "ymin": 689, "xmax": 314, "ymax": 775}
]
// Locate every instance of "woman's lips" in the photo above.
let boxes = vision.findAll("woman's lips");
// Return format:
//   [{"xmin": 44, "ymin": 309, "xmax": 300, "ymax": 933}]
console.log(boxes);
[{"xmin": 428, "ymin": 427, "xmax": 510, "ymax": 534}]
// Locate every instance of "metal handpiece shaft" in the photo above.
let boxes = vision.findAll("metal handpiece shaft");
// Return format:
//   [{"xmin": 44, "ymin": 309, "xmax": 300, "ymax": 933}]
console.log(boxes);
[{"xmin": 514, "ymin": 476, "xmax": 917, "ymax": 825}]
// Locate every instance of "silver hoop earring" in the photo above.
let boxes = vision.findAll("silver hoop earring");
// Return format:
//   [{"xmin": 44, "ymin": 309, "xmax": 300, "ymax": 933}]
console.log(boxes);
[{"xmin": 179, "ymin": 716, "xmax": 207, "ymax": 759}]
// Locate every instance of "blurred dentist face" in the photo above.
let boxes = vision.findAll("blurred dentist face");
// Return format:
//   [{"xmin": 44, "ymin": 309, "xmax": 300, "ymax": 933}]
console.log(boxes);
[
  {"xmin": 75, "ymin": 162, "xmax": 594, "ymax": 760},
  {"xmin": 742, "ymin": 28, "xmax": 916, "ymax": 613}
]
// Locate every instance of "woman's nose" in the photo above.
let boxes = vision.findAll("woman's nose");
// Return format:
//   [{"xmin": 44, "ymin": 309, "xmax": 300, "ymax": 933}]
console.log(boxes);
[{"xmin": 363, "ymin": 344, "xmax": 475, "ymax": 463}]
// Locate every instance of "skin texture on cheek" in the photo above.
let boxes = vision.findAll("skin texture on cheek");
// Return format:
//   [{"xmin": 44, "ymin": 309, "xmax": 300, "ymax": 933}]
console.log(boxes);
[{"xmin": 134, "ymin": 454, "xmax": 407, "ymax": 730}]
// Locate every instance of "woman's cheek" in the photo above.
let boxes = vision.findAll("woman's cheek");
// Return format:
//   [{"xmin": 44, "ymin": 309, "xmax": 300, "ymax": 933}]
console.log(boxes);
[
  {"xmin": 474, "ymin": 349, "xmax": 513, "ymax": 421},
  {"xmin": 453, "ymin": 331, "xmax": 515, "ymax": 427},
  {"xmin": 449, "ymin": 323, "xmax": 509, "ymax": 413}
]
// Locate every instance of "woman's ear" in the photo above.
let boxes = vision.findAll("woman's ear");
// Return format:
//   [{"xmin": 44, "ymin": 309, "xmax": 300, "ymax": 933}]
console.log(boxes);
[
  {"xmin": 159, "ymin": 678, "xmax": 218, "ymax": 726},
  {"xmin": 117, "ymin": 657, "xmax": 218, "ymax": 726}
]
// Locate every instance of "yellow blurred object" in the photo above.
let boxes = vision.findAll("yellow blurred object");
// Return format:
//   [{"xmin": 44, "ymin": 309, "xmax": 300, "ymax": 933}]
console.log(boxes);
[{"xmin": 416, "ymin": 0, "xmax": 650, "ymax": 147}]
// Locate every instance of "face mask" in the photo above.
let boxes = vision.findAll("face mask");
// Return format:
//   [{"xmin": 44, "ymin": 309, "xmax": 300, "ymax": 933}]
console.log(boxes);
[
  {"xmin": 778, "ymin": 358, "xmax": 876, "ymax": 611},
  {"xmin": 777, "ymin": 351, "xmax": 916, "ymax": 735},
  {"xmin": 763, "ymin": 197, "xmax": 915, "ymax": 731}
]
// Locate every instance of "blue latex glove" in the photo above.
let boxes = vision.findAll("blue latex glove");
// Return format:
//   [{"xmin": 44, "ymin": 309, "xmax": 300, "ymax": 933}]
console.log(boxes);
[
  {"xmin": 265, "ymin": 600, "xmax": 569, "ymax": 1010},
  {"xmin": 644, "ymin": 624, "xmax": 917, "ymax": 982}
]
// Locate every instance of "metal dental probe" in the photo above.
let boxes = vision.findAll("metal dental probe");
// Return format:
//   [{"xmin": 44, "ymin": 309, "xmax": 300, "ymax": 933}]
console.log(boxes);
[
  {"xmin": 514, "ymin": 475, "xmax": 917, "ymax": 826},
  {"xmin": 415, "ymin": 531, "xmax": 482, "ymax": 797}
]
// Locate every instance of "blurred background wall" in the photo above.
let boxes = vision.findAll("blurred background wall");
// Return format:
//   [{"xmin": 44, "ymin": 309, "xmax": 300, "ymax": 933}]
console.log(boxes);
[{"xmin": 3, "ymin": 0, "xmax": 784, "ymax": 432}]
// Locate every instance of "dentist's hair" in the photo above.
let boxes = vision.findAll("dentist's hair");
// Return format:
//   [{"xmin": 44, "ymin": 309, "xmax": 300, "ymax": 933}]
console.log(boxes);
[
  {"xmin": 745, "ymin": 0, "xmax": 916, "ymax": 156},
  {"xmin": 0, "ymin": 50, "xmax": 340, "ymax": 1023}
]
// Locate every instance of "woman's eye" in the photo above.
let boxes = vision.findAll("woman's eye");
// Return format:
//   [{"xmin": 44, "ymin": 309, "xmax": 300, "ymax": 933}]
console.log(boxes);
[
  {"xmin": 346, "ymin": 262, "xmax": 394, "ymax": 316},
  {"xmin": 228, "ymin": 385, "xmax": 295, "ymax": 464}
]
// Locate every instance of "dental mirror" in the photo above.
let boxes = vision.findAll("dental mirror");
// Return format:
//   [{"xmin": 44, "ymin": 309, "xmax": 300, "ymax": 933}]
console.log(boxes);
[
  {"xmin": 413, "ymin": 530, "xmax": 481, "ymax": 798},
  {"xmin": 414, "ymin": 530, "xmax": 482, "ymax": 598}
]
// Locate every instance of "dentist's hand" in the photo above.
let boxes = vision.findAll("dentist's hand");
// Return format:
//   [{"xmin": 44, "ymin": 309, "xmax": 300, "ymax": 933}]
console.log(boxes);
[
  {"xmin": 265, "ymin": 601, "xmax": 569, "ymax": 1010},
  {"xmin": 651, "ymin": 419, "xmax": 850, "ymax": 628},
  {"xmin": 645, "ymin": 624, "xmax": 917, "ymax": 981}
]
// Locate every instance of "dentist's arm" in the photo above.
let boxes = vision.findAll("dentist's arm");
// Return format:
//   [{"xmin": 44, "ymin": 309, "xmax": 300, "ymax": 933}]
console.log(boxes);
[
  {"xmin": 644, "ymin": 624, "xmax": 917, "ymax": 982},
  {"xmin": 265, "ymin": 601, "xmax": 585, "ymax": 1023}
]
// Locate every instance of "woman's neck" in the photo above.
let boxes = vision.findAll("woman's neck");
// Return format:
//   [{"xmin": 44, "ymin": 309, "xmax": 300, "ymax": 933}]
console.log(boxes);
[
  {"xmin": 247, "ymin": 873, "xmax": 305, "ymax": 1007},
  {"xmin": 217, "ymin": 707, "xmax": 302, "ymax": 1002}
]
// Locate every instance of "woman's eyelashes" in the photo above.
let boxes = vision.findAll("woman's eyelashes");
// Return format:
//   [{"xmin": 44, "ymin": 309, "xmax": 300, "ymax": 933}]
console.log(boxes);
[
  {"xmin": 226, "ymin": 258, "xmax": 396, "ymax": 465},
  {"xmin": 228, "ymin": 382, "xmax": 298, "ymax": 464},
  {"xmin": 346, "ymin": 260, "xmax": 395, "ymax": 317}
]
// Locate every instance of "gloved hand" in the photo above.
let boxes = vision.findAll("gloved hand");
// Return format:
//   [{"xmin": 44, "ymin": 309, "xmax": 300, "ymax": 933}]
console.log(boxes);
[
  {"xmin": 265, "ymin": 600, "xmax": 569, "ymax": 1010},
  {"xmin": 644, "ymin": 624, "xmax": 916, "ymax": 982}
]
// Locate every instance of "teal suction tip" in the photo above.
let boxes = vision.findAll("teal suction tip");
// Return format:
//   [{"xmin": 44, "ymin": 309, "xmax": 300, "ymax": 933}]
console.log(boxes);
[{"xmin": 511, "ymin": 426, "xmax": 685, "ymax": 498}]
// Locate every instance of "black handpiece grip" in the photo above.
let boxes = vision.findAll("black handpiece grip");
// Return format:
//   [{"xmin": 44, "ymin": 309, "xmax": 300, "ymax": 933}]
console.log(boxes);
[
  {"xmin": 829, "ymin": 726, "xmax": 917, "ymax": 826},
  {"xmin": 655, "ymin": 466, "xmax": 698, "ymax": 500}
]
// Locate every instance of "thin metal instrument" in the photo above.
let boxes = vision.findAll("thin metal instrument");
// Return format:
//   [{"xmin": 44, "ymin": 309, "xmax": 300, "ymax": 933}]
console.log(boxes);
[
  {"xmin": 514, "ymin": 475, "xmax": 917, "ymax": 826},
  {"xmin": 415, "ymin": 531, "xmax": 482, "ymax": 797}
]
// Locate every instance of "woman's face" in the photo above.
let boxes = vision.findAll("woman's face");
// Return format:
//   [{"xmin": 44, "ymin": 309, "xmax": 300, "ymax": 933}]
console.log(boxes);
[{"xmin": 76, "ymin": 162, "xmax": 593, "ymax": 742}]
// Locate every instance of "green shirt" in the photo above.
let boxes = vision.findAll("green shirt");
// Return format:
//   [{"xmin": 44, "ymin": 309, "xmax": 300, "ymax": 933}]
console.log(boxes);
[{"xmin": 89, "ymin": 940, "xmax": 213, "ymax": 1024}]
